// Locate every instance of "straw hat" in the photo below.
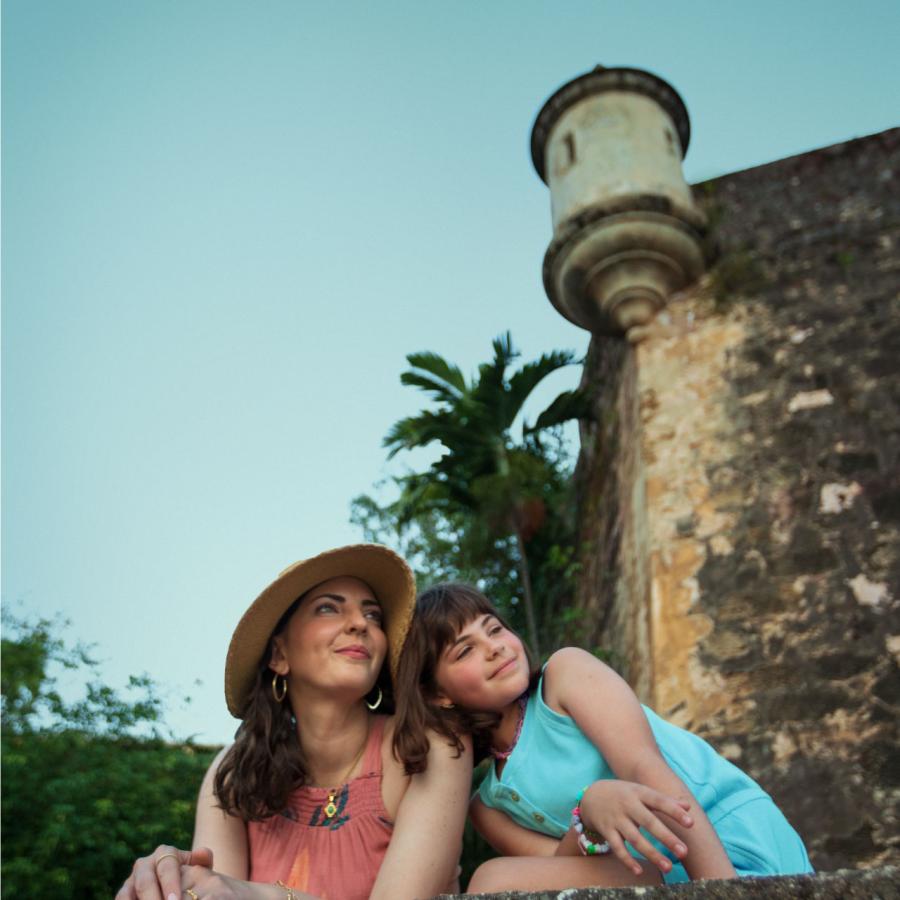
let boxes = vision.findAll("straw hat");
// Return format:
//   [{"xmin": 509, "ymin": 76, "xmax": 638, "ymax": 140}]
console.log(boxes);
[{"xmin": 224, "ymin": 543, "xmax": 415, "ymax": 718}]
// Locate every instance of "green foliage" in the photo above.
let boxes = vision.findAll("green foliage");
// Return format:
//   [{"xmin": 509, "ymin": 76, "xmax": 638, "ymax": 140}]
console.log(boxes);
[
  {"xmin": 1, "ymin": 612, "xmax": 91, "ymax": 730},
  {"xmin": 1, "ymin": 612, "xmax": 218, "ymax": 899},
  {"xmin": 2, "ymin": 730, "xmax": 216, "ymax": 898},
  {"xmin": 1, "ymin": 610, "xmax": 163, "ymax": 737},
  {"xmin": 353, "ymin": 333, "xmax": 586, "ymax": 657},
  {"xmin": 384, "ymin": 333, "xmax": 583, "ymax": 484}
]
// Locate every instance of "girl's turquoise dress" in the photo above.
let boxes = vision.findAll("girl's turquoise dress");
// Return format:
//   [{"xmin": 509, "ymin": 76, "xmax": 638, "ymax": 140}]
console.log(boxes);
[{"xmin": 477, "ymin": 674, "xmax": 813, "ymax": 883}]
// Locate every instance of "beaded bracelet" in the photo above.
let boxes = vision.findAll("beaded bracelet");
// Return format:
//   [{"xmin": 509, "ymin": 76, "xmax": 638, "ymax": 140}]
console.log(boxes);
[
  {"xmin": 571, "ymin": 786, "xmax": 611, "ymax": 856},
  {"xmin": 276, "ymin": 879, "xmax": 297, "ymax": 899}
]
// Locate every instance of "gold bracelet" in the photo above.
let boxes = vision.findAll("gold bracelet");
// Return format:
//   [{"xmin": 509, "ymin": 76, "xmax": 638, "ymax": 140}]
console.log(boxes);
[{"xmin": 276, "ymin": 880, "xmax": 296, "ymax": 899}]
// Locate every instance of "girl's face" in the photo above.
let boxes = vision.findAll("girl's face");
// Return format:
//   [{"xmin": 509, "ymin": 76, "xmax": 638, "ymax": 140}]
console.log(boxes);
[
  {"xmin": 269, "ymin": 576, "xmax": 387, "ymax": 699},
  {"xmin": 432, "ymin": 613, "xmax": 529, "ymax": 712}
]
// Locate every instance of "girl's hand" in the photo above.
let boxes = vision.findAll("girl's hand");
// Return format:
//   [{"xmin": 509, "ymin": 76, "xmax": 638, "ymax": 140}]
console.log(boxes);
[
  {"xmin": 580, "ymin": 780, "xmax": 693, "ymax": 877},
  {"xmin": 116, "ymin": 845, "xmax": 214, "ymax": 900}
]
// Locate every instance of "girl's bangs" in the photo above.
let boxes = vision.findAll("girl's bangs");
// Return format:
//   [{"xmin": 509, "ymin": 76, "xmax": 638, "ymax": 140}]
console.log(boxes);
[{"xmin": 417, "ymin": 584, "xmax": 499, "ymax": 656}]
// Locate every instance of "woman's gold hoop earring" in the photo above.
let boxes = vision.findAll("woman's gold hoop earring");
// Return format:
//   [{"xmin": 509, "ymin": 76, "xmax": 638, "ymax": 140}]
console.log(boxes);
[
  {"xmin": 365, "ymin": 686, "xmax": 383, "ymax": 711},
  {"xmin": 272, "ymin": 672, "xmax": 288, "ymax": 703}
]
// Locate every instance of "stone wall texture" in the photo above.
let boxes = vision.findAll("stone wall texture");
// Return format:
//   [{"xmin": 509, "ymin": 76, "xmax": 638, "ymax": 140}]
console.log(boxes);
[
  {"xmin": 573, "ymin": 128, "xmax": 900, "ymax": 871},
  {"xmin": 451, "ymin": 865, "xmax": 898, "ymax": 899}
]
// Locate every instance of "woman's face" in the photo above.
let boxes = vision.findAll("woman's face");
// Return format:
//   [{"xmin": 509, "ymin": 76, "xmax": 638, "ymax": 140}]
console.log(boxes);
[
  {"xmin": 432, "ymin": 612, "xmax": 529, "ymax": 712},
  {"xmin": 269, "ymin": 576, "xmax": 387, "ymax": 700}
]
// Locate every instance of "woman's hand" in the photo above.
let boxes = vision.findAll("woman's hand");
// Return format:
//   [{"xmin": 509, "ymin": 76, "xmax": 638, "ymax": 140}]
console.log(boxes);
[
  {"xmin": 175, "ymin": 865, "xmax": 261, "ymax": 899},
  {"xmin": 579, "ymin": 780, "xmax": 693, "ymax": 877},
  {"xmin": 117, "ymin": 851, "xmax": 290, "ymax": 900},
  {"xmin": 116, "ymin": 845, "xmax": 214, "ymax": 900}
]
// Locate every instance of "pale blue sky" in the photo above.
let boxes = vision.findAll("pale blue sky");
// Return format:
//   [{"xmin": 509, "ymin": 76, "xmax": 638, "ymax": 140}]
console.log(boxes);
[{"xmin": 4, "ymin": 0, "xmax": 898, "ymax": 744}]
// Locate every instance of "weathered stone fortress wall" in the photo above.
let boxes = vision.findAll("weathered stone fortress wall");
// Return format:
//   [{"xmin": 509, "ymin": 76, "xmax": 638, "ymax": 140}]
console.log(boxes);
[
  {"xmin": 574, "ymin": 128, "xmax": 900, "ymax": 870},
  {"xmin": 453, "ymin": 865, "xmax": 899, "ymax": 899}
]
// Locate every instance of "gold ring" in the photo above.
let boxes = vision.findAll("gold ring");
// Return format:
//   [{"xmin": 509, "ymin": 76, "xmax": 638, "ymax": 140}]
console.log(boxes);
[
  {"xmin": 185, "ymin": 890, "xmax": 199, "ymax": 900},
  {"xmin": 156, "ymin": 852, "xmax": 179, "ymax": 868}
]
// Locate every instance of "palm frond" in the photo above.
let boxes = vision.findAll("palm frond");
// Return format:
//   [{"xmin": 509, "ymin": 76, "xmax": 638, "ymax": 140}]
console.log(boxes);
[
  {"xmin": 383, "ymin": 410, "xmax": 476, "ymax": 458},
  {"xmin": 399, "ymin": 370, "xmax": 464, "ymax": 404},
  {"xmin": 405, "ymin": 352, "xmax": 467, "ymax": 394},
  {"xmin": 491, "ymin": 331, "xmax": 517, "ymax": 366},
  {"xmin": 507, "ymin": 350, "xmax": 576, "ymax": 412},
  {"xmin": 392, "ymin": 471, "xmax": 476, "ymax": 524},
  {"xmin": 525, "ymin": 388, "xmax": 592, "ymax": 434},
  {"xmin": 471, "ymin": 333, "xmax": 518, "ymax": 421}
]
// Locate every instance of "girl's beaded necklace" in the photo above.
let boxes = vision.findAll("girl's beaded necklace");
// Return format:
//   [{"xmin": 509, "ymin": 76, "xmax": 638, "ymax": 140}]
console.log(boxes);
[{"xmin": 490, "ymin": 693, "xmax": 528, "ymax": 760}]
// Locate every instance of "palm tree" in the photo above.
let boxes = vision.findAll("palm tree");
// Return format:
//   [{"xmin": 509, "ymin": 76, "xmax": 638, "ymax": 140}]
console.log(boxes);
[{"xmin": 383, "ymin": 333, "xmax": 587, "ymax": 656}]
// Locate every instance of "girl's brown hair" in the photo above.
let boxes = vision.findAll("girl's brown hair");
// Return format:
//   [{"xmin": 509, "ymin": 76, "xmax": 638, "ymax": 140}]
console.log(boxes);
[
  {"xmin": 214, "ymin": 595, "xmax": 394, "ymax": 821},
  {"xmin": 392, "ymin": 582, "xmax": 539, "ymax": 774}
]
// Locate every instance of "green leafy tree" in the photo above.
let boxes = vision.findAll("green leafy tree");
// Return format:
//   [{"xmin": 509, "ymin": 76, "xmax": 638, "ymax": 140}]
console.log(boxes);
[
  {"xmin": 1, "ymin": 611, "xmax": 218, "ymax": 899},
  {"xmin": 2, "ymin": 612, "xmax": 164, "ymax": 737},
  {"xmin": 363, "ymin": 333, "xmax": 587, "ymax": 656}
]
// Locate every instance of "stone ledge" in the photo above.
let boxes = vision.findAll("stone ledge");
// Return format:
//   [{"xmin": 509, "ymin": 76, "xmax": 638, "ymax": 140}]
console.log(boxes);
[{"xmin": 443, "ymin": 866, "xmax": 899, "ymax": 899}]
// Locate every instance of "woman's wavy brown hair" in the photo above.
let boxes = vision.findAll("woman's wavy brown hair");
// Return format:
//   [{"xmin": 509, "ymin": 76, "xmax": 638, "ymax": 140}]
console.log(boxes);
[
  {"xmin": 392, "ymin": 582, "xmax": 539, "ymax": 775},
  {"xmin": 214, "ymin": 594, "xmax": 394, "ymax": 821}
]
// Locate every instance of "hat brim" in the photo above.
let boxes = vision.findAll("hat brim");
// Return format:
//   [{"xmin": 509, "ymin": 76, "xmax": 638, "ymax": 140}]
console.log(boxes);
[{"xmin": 224, "ymin": 543, "xmax": 415, "ymax": 718}]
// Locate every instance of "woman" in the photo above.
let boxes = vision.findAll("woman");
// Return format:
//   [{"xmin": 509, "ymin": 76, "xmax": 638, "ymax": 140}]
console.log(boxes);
[{"xmin": 117, "ymin": 544, "xmax": 471, "ymax": 900}]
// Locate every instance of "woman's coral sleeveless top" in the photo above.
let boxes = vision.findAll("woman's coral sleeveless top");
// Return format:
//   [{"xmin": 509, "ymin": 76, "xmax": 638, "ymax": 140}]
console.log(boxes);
[{"xmin": 248, "ymin": 716, "xmax": 393, "ymax": 900}]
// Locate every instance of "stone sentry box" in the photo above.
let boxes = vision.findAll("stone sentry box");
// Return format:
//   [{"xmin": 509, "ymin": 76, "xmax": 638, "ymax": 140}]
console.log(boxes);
[{"xmin": 531, "ymin": 66, "xmax": 706, "ymax": 337}]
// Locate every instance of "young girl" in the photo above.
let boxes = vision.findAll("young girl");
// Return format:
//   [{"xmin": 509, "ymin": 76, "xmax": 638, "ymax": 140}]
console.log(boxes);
[{"xmin": 394, "ymin": 582, "xmax": 813, "ymax": 893}]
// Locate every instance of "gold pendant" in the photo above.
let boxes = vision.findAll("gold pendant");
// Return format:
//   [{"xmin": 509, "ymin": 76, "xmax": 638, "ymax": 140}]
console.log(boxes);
[{"xmin": 324, "ymin": 791, "xmax": 338, "ymax": 818}]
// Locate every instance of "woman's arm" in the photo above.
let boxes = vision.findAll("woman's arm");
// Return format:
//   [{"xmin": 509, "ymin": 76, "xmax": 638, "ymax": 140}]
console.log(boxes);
[
  {"xmin": 117, "ymin": 748, "xmax": 307, "ymax": 900},
  {"xmin": 546, "ymin": 648, "xmax": 737, "ymax": 881},
  {"xmin": 469, "ymin": 795, "xmax": 560, "ymax": 856},
  {"xmin": 192, "ymin": 747, "xmax": 250, "ymax": 877},
  {"xmin": 369, "ymin": 731, "xmax": 473, "ymax": 900}
]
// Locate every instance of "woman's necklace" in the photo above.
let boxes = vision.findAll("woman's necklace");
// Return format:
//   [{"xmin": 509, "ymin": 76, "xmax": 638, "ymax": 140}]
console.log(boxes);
[
  {"xmin": 490, "ymin": 693, "xmax": 528, "ymax": 760},
  {"xmin": 323, "ymin": 721, "xmax": 370, "ymax": 818}
]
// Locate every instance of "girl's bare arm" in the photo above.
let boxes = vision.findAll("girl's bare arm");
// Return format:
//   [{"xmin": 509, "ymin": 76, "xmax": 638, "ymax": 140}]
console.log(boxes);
[
  {"xmin": 545, "ymin": 648, "xmax": 737, "ymax": 881},
  {"xmin": 469, "ymin": 794, "xmax": 560, "ymax": 856}
]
